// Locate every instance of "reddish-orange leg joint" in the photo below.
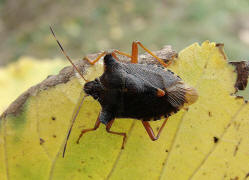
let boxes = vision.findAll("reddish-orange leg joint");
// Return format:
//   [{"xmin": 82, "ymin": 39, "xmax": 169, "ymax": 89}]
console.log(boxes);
[
  {"xmin": 142, "ymin": 118, "xmax": 168, "ymax": 141},
  {"xmin": 106, "ymin": 119, "xmax": 127, "ymax": 149},
  {"xmin": 76, "ymin": 115, "xmax": 101, "ymax": 144}
]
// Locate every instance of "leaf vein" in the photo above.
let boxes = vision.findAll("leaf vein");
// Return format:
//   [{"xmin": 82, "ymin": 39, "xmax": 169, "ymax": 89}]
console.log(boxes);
[
  {"xmin": 105, "ymin": 120, "xmax": 136, "ymax": 180},
  {"xmin": 188, "ymin": 103, "xmax": 246, "ymax": 180}
]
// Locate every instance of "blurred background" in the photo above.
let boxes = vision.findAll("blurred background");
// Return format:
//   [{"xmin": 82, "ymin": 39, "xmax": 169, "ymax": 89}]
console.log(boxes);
[
  {"xmin": 0, "ymin": 0, "xmax": 249, "ymax": 113},
  {"xmin": 0, "ymin": 0, "xmax": 249, "ymax": 66}
]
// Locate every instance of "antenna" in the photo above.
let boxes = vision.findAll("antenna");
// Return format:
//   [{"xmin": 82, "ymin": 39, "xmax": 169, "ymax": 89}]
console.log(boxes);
[
  {"xmin": 62, "ymin": 94, "xmax": 88, "ymax": 157},
  {"xmin": 50, "ymin": 26, "xmax": 88, "ymax": 82}
]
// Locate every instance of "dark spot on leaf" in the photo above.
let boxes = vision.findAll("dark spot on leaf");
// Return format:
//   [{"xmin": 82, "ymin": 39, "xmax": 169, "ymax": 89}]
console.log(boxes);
[
  {"xmin": 86, "ymin": 112, "xmax": 92, "ymax": 116},
  {"xmin": 176, "ymin": 144, "xmax": 180, "ymax": 148},
  {"xmin": 81, "ymin": 160, "xmax": 85, "ymax": 164},
  {"xmin": 165, "ymin": 149, "xmax": 168, "ymax": 153},
  {"xmin": 88, "ymin": 175, "xmax": 93, "ymax": 178},
  {"xmin": 208, "ymin": 111, "xmax": 212, "ymax": 117},
  {"xmin": 230, "ymin": 176, "xmax": 239, "ymax": 180},
  {"xmin": 245, "ymin": 172, "xmax": 249, "ymax": 179},
  {"xmin": 53, "ymin": 134, "xmax": 57, "ymax": 138},
  {"xmin": 156, "ymin": 127, "xmax": 160, "ymax": 131},
  {"xmin": 52, "ymin": 117, "xmax": 56, "ymax": 121},
  {"xmin": 40, "ymin": 138, "xmax": 45, "ymax": 145},
  {"xmin": 213, "ymin": 136, "xmax": 219, "ymax": 143},
  {"xmin": 225, "ymin": 161, "xmax": 229, "ymax": 167}
]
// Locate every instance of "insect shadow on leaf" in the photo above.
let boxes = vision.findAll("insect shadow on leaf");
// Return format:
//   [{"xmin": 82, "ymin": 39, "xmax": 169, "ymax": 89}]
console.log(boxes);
[{"xmin": 50, "ymin": 26, "xmax": 198, "ymax": 157}]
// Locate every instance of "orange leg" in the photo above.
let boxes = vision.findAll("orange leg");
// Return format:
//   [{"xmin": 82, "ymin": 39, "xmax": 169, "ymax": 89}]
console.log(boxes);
[
  {"xmin": 83, "ymin": 50, "xmax": 131, "ymax": 65},
  {"xmin": 76, "ymin": 115, "xmax": 101, "ymax": 144},
  {"xmin": 83, "ymin": 41, "xmax": 171, "ymax": 66},
  {"xmin": 131, "ymin": 41, "xmax": 139, "ymax": 63},
  {"xmin": 83, "ymin": 52, "xmax": 107, "ymax": 65},
  {"xmin": 131, "ymin": 41, "xmax": 170, "ymax": 67},
  {"xmin": 106, "ymin": 119, "xmax": 127, "ymax": 149},
  {"xmin": 113, "ymin": 50, "xmax": 132, "ymax": 59},
  {"xmin": 142, "ymin": 118, "xmax": 168, "ymax": 141},
  {"xmin": 110, "ymin": 52, "xmax": 122, "ymax": 62}
]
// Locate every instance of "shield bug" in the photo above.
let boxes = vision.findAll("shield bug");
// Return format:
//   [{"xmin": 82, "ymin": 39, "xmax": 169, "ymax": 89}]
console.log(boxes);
[{"xmin": 50, "ymin": 27, "xmax": 198, "ymax": 157}]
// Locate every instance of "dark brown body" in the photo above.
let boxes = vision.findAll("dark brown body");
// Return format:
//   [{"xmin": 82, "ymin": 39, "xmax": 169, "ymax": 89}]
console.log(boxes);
[
  {"xmin": 84, "ymin": 54, "xmax": 196, "ymax": 124},
  {"xmin": 50, "ymin": 26, "xmax": 198, "ymax": 155}
]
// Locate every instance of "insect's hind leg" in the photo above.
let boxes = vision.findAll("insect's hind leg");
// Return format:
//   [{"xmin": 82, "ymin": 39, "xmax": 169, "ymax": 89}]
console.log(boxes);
[
  {"xmin": 142, "ymin": 118, "xmax": 168, "ymax": 141},
  {"xmin": 106, "ymin": 119, "xmax": 127, "ymax": 149},
  {"xmin": 76, "ymin": 115, "xmax": 101, "ymax": 144},
  {"xmin": 131, "ymin": 41, "xmax": 172, "ymax": 67}
]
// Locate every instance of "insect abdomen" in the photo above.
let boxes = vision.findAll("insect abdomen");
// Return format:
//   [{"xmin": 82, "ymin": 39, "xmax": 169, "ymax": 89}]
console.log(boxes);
[
  {"xmin": 115, "ymin": 92, "xmax": 179, "ymax": 121},
  {"xmin": 114, "ymin": 63, "xmax": 198, "ymax": 121}
]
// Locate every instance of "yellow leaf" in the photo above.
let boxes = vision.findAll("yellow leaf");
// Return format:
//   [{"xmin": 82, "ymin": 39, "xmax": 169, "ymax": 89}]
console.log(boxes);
[
  {"xmin": 0, "ymin": 57, "xmax": 68, "ymax": 114},
  {"xmin": 1, "ymin": 42, "xmax": 248, "ymax": 180}
]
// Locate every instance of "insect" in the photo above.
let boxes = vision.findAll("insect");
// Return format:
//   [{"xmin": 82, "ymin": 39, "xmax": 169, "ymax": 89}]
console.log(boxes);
[{"xmin": 50, "ymin": 27, "xmax": 198, "ymax": 157}]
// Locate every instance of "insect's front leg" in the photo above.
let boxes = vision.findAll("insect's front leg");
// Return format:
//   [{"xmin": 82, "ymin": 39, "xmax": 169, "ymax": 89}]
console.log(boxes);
[{"xmin": 76, "ymin": 115, "xmax": 101, "ymax": 144}]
